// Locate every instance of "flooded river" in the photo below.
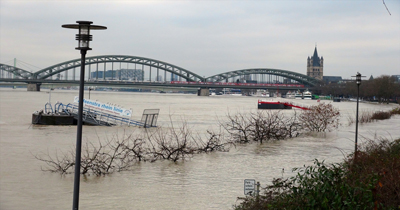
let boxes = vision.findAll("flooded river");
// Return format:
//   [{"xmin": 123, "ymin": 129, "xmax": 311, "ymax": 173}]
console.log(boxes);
[{"xmin": 1, "ymin": 88, "xmax": 399, "ymax": 210}]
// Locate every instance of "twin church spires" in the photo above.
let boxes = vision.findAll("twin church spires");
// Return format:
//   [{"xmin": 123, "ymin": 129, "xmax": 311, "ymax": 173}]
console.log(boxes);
[{"xmin": 307, "ymin": 46, "xmax": 324, "ymax": 80}]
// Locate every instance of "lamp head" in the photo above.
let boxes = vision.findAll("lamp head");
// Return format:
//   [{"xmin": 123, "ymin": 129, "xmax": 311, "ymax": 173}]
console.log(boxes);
[
  {"xmin": 62, "ymin": 21, "xmax": 106, "ymax": 51},
  {"xmin": 356, "ymin": 72, "xmax": 361, "ymax": 85}
]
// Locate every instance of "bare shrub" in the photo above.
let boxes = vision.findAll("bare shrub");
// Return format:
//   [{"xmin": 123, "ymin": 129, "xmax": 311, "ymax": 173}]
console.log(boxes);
[
  {"xmin": 220, "ymin": 110, "xmax": 302, "ymax": 143},
  {"xmin": 358, "ymin": 110, "xmax": 373, "ymax": 124},
  {"xmin": 248, "ymin": 111, "xmax": 301, "ymax": 143},
  {"xmin": 120, "ymin": 137, "xmax": 147, "ymax": 162},
  {"xmin": 35, "ymin": 121, "xmax": 232, "ymax": 175},
  {"xmin": 34, "ymin": 149, "xmax": 75, "ymax": 174},
  {"xmin": 146, "ymin": 123, "xmax": 197, "ymax": 162},
  {"xmin": 280, "ymin": 111, "xmax": 302, "ymax": 139},
  {"xmin": 196, "ymin": 130, "xmax": 231, "ymax": 153},
  {"xmin": 348, "ymin": 109, "xmax": 395, "ymax": 125},
  {"xmin": 347, "ymin": 110, "xmax": 373, "ymax": 125},
  {"xmin": 346, "ymin": 112, "xmax": 355, "ymax": 126},
  {"xmin": 299, "ymin": 103, "xmax": 340, "ymax": 132},
  {"xmin": 371, "ymin": 111, "xmax": 392, "ymax": 120},
  {"xmin": 220, "ymin": 111, "xmax": 253, "ymax": 143}
]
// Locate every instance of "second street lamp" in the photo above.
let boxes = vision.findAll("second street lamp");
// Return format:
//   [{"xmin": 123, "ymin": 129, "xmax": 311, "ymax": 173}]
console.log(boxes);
[
  {"xmin": 352, "ymin": 72, "xmax": 364, "ymax": 161},
  {"xmin": 62, "ymin": 21, "xmax": 106, "ymax": 210}
]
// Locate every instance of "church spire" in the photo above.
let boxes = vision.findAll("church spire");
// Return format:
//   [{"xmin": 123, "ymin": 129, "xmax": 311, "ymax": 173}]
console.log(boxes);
[
  {"xmin": 313, "ymin": 46, "xmax": 319, "ymax": 58},
  {"xmin": 312, "ymin": 46, "xmax": 320, "ymax": 66}
]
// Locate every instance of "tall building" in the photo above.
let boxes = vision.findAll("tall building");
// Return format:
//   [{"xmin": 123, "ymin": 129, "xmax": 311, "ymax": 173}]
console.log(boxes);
[
  {"xmin": 90, "ymin": 69, "xmax": 143, "ymax": 81},
  {"xmin": 307, "ymin": 46, "xmax": 324, "ymax": 80}
]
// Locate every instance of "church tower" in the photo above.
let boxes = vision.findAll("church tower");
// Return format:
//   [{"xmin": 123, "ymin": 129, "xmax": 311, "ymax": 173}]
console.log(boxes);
[{"xmin": 307, "ymin": 46, "xmax": 323, "ymax": 80}]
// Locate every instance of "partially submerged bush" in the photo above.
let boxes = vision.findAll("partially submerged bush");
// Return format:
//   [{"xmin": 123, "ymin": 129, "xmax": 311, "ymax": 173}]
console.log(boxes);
[
  {"xmin": 390, "ymin": 107, "xmax": 400, "ymax": 115},
  {"xmin": 299, "ymin": 103, "xmax": 340, "ymax": 132},
  {"xmin": 348, "ymin": 108, "xmax": 398, "ymax": 125},
  {"xmin": 35, "ymin": 122, "xmax": 232, "ymax": 176},
  {"xmin": 222, "ymin": 103, "xmax": 340, "ymax": 144},
  {"xmin": 371, "ymin": 111, "xmax": 392, "ymax": 120},
  {"xmin": 359, "ymin": 110, "xmax": 374, "ymax": 123},
  {"xmin": 220, "ymin": 110, "xmax": 301, "ymax": 143}
]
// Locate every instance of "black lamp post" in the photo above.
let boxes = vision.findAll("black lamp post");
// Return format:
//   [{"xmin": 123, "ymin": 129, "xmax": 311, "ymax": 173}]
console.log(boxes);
[
  {"xmin": 62, "ymin": 21, "xmax": 106, "ymax": 210},
  {"xmin": 352, "ymin": 72, "xmax": 364, "ymax": 160}
]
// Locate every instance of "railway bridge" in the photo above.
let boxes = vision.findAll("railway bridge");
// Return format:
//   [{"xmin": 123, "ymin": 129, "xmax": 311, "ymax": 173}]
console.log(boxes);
[{"xmin": 0, "ymin": 55, "xmax": 321, "ymax": 95}]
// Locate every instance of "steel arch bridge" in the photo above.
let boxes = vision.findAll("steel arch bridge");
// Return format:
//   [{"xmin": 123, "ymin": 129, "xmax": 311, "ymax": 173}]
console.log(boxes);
[
  {"xmin": 206, "ymin": 68, "xmax": 321, "ymax": 87},
  {"xmin": 30, "ymin": 55, "xmax": 204, "ymax": 81},
  {"xmin": 0, "ymin": 55, "xmax": 321, "ymax": 87},
  {"xmin": 0, "ymin": 63, "xmax": 33, "ymax": 79}
]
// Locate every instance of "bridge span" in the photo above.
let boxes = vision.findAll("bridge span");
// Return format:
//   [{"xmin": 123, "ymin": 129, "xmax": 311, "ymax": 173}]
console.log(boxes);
[{"xmin": 0, "ymin": 55, "xmax": 321, "ymax": 93}]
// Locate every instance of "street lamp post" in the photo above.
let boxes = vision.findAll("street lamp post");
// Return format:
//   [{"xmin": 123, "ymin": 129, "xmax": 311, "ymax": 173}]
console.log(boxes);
[
  {"xmin": 352, "ymin": 72, "xmax": 364, "ymax": 160},
  {"xmin": 62, "ymin": 21, "xmax": 106, "ymax": 210}
]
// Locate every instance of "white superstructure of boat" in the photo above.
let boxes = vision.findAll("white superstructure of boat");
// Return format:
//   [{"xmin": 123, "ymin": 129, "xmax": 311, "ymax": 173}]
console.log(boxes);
[
  {"xmin": 303, "ymin": 89, "xmax": 312, "ymax": 100},
  {"xmin": 286, "ymin": 91, "xmax": 295, "ymax": 99},
  {"xmin": 294, "ymin": 90, "xmax": 302, "ymax": 99}
]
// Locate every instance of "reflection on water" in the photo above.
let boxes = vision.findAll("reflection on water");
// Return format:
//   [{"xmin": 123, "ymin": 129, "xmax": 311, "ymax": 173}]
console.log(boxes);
[{"xmin": 1, "ymin": 89, "xmax": 399, "ymax": 210}]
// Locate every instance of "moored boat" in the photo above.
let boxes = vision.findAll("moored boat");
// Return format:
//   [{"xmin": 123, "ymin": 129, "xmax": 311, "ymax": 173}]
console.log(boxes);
[
  {"xmin": 253, "ymin": 89, "xmax": 270, "ymax": 97},
  {"xmin": 229, "ymin": 89, "xmax": 242, "ymax": 96},
  {"xmin": 286, "ymin": 91, "xmax": 295, "ymax": 99},
  {"xmin": 258, "ymin": 100, "xmax": 292, "ymax": 109},
  {"xmin": 303, "ymin": 89, "xmax": 312, "ymax": 100},
  {"xmin": 294, "ymin": 90, "xmax": 302, "ymax": 99},
  {"xmin": 258, "ymin": 100, "xmax": 310, "ymax": 110}
]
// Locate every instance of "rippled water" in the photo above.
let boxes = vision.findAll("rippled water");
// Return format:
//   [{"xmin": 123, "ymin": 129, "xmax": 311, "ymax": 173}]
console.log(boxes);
[{"xmin": 1, "ymin": 89, "xmax": 399, "ymax": 210}]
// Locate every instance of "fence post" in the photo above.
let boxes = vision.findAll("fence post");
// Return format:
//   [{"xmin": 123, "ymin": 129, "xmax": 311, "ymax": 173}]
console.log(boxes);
[{"xmin": 256, "ymin": 182, "xmax": 260, "ymax": 201}]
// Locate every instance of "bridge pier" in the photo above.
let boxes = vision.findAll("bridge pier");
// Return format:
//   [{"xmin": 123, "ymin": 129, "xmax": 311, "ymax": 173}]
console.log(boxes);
[
  {"xmin": 27, "ymin": 83, "xmax": 41, "ymax": 91},
  {"xmin": 197, "ymin": 88, "xmax": 209, "ymax": 96}
]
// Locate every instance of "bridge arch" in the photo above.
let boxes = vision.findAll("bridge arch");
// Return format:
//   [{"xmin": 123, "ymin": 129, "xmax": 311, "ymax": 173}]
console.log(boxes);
[
  {"xmin": 32, "ymin": 55, "xmax": 205, "ymax": 82},
  {"xmin": 1, "ymin": 57, "xmax": 321, "ymax": 87},
  {"xmin": 0, "ymin": 63, "xmax": 33, "ymax": 79},
  {"xmin": 206, "ymin": 68, "xmax": 321, "ymax": 87}
]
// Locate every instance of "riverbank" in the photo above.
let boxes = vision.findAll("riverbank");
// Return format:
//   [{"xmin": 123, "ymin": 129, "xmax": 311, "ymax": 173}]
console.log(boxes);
[{"xmin": 233, "ymin": 137, "xmax": 400, "ymax": 209}]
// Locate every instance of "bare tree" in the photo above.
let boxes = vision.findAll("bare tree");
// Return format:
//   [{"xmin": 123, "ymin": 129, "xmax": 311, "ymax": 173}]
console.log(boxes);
[
  {"xmin": 371, "ymin": 75, "xmax": 398, "ymax": 103},
  {"xmin": 299, "ymin": 103, "xmax": 340, "ymax": 132}
]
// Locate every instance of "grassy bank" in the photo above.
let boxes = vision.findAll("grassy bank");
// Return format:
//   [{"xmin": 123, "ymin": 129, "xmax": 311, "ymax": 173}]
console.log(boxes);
[{"xmin": 233, "ymin": 138, "xmax": 400, "ymax": 210}]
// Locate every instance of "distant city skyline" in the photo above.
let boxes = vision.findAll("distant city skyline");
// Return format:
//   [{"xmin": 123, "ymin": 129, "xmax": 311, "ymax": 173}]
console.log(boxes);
[{"xmin": 1, "ymin": 1, "xmax": 399, "ymax": 79}]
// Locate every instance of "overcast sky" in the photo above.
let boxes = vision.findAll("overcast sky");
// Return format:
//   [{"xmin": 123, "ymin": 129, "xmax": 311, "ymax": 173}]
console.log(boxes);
[{"xmin": 1, "ymin": 0, "xmax": 399, "ymax": 79}]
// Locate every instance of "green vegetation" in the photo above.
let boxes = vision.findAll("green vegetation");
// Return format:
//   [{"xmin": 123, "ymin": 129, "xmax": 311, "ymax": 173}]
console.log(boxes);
[{"xmin": 233, "ymin": 138, "xmax": 400, "ymax": 210}]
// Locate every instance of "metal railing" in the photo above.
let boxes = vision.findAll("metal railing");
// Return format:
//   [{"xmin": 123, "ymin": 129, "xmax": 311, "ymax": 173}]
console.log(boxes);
[{"xmin": 45, "ymin": 102, "xmax": 157, "ymax": 127}]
